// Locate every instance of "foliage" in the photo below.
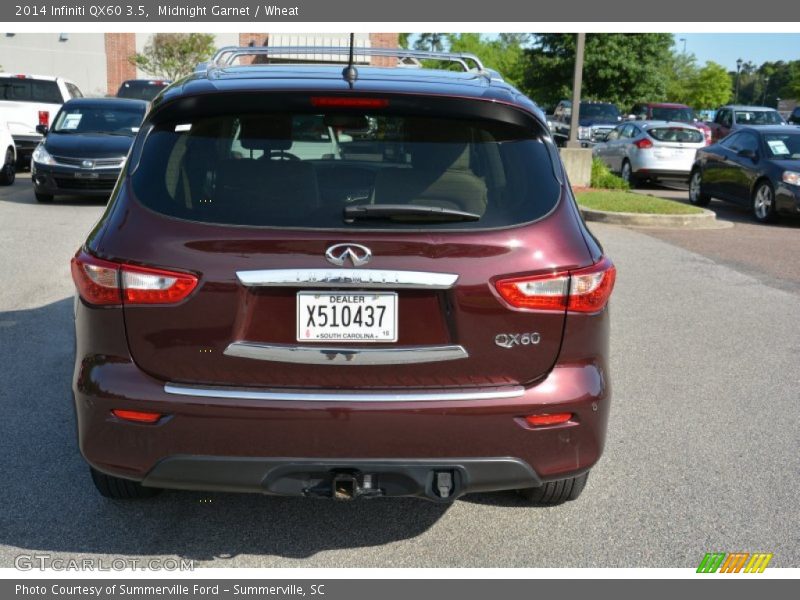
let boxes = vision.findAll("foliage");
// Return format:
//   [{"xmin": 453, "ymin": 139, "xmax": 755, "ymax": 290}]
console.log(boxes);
[
  {"xmin": 576, "ymin": 190, "xmax": 703, "ymax": 214},
  {"xmin": 590, "ymin": 158, "xmax": 629, "ymax": 190},
  {"xmin": 522, "ymin": 34, "xmax": 674, "ymax": 110},
  {"xmin": 414, "ymin": 33, "xmax": 446, "ymax": 52},
  {"xmin": 687, "ymin": 62, "xmax": 733, "ymax": 109},
  {"xmin": 129, "ymin": 33, "xmax": 216, "ymax": 81},
  {"xmin": 446, "ymin": 33, "xmax": 528, "ymax": 88},
  {"xmin": 397, "ymin": 33, "xmax": 411, "ymax": 49}
]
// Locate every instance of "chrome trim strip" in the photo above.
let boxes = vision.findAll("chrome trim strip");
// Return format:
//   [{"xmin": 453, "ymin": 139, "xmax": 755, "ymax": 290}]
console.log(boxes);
[
  {"xmin": 224, "ymin": 342, "xmax": 468, "ymax": 365},
  {"xmin": 236, "ymin": 269, "xmax": 458, "ymax": 290},
  {"xmin": 164, "ymin": 383, "xmax": 524, "ymax": 403}
]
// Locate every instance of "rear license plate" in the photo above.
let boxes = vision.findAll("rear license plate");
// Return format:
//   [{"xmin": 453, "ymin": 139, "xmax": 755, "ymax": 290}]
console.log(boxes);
[{"xmin": 297, "ymin": 292, "xmax": 398, "ymax": 343}]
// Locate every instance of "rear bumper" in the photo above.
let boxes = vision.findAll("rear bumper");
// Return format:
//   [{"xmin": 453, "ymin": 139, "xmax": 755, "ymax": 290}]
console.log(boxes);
[{"xmin": 74, "ymin": 355, "xmax": 610, "ymax": 498}]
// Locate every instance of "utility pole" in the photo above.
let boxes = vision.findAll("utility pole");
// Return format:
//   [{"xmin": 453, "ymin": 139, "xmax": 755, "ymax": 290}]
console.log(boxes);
[{"xmin": 567, "ymin": 32, "xmax": 586, "ymax": 149}]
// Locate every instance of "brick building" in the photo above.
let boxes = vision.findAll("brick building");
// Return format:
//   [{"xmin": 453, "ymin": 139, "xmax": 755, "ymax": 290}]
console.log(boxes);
[{"xmin": 0, "ymin": 32, "xmax": 399, "ymax": 97}]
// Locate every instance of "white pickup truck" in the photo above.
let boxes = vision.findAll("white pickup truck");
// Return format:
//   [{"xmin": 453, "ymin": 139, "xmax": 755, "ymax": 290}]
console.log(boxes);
[{"xmin": 0, "ymin": 73, "xmax": 83, "ymax": 168}]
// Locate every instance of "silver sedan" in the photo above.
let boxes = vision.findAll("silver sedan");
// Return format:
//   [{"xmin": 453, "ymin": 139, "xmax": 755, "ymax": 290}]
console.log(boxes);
[{"xmin": 593, "ymin": 120, "xmax": 707, "ymax": 186}]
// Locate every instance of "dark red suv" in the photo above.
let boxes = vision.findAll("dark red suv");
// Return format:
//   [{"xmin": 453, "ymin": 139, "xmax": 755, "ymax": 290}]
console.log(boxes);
[{"xmin": 71, "ymin": 47, "xmax": 615, "ymax": 505}]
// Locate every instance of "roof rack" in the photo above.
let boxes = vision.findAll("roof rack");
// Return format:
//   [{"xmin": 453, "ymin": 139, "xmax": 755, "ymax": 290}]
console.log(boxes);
[{"xmin": 201, "ymin": 46, "xmax": 489, "ymax": 76}]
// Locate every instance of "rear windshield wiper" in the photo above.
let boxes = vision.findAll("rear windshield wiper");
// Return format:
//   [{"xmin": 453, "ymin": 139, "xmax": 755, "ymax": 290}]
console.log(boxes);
[{"xmin": 344, "ymin": 204, "xmax": 481, "ymax": 223}]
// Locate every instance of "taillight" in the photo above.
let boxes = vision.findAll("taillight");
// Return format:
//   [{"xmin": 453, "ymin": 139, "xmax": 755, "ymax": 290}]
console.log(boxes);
[
  {"xmin": 38, "ymin": 111, "xmax": 49, "ymax": 127},
  {"xmin": 634, "ymin": 138, "xmax": 653, "ymax": 149},
  {"xmin": 495, "ymin": 257, "xmax": 616, "ymax": 313},
  {"xmin": 525, "ymin": 413, "xmax": 573, "ymax": 427},
  {"xmin": 111, "ymin": 409, "xmax": 163, "ymax": 423},
  {"xmin": 71, "ymin": 251, "xmax": 198, "ymax": 307},
  {"xmin": 311, "ymin": 96, "xmax": 389, "ymax": 108}
]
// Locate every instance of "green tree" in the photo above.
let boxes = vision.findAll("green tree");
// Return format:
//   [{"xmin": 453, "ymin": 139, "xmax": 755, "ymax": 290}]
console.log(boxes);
[
  {"xmin": 686, "ymin": 62, "xmax": 732, "ymax": 109},
  {"xmin": 398, "ymin": 33, "xmax": 412, "ymax": 49},
  {"xmin": 446, "ymin": 33, "xmax": 528, "ymax": 88},
  {"xmin": 664, "ymin": 52, "xmax": 699, "ymax": 105},
  {"xmin": 414, "ymin": 33, "xmax": 447, "ymax": 52},
  {"xmin": 130, "ymin": 33, "xmax": 216, "ymax": 81},
  {"xmin": 522, "ymin": 34, "xmax": 674, "ymax": 111}
]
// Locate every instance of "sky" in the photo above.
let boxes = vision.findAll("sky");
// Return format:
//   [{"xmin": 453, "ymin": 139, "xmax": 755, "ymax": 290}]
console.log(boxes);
[{"xmin": 672, "ymin": 33, "xmax": 800, "ymax": 70}]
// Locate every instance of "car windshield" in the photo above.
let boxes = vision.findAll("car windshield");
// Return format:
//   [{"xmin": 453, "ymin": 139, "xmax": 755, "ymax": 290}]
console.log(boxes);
[
  {"xmin": 763, "ymin": 133, "xmax": 800, "ymax": 159},
  {"xmin": 651, "ymin": 107, "xmax": 695, "ymax": 122},
  {"xmin": 735, "ymin": 110, "xmax": 784, "ymax": 125},
  {"xmin": 131, "ymin": 110, "xmax": 561, "ymax": 230},
  {"xmin": 580, "ymin": 104, "xmax": 620, "ymax": 120},
  {"xmin": 52, "ymin": 105, "xmax": 144, "ymax": 135}
]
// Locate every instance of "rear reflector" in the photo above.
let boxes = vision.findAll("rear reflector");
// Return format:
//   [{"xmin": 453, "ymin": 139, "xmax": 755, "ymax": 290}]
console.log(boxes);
[
  {"xmin": 311, "ymin": 96, "xmax": 389, "ymax": 108},
  {"xmin": 71, "ymin": 250, "xmax": 198, "ymax": 306},
  {"xmin": 38, "ymin": 111, "xmax": 49, "ymax": 127},
  {"xmin": 495, "ymin": 257, "xmax": 616, "ymax": 313},
  {"xmin": 111, "ymin": 409, "xmax": 163, "ymax": 423},
  {"xmin": 525, "ymin": 413, "xmax": 573, "ymax": 427}
]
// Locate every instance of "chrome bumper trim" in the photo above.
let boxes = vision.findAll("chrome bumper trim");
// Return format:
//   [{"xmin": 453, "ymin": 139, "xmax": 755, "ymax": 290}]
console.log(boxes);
[
  {"xmin": 236, "ymin": 268, "xmax": 458, "ymax": 289},
  {"xmin": 164, "ymin": 383, "xmax": 525, "ymax": 403},
  {"xmin": 223, "ymin": 342, "xmax": 468, "ymax": 365}
]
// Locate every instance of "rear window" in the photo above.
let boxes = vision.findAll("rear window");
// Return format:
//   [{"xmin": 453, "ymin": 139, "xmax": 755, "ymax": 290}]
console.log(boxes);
[
  {"xmin": 647, "ymin": 127, "xmax": 704, "ymax": 143},
  {"xmin": 117, "ymin": 81, "xmax": 168, "ymax": 101},
  {"xmin": 130, "ymin": 109, "xmax": 561, "ymax": 230},
  {"xmin": 650, "ymin": 106, "xmax": 695, "ymax": 122},
  {"xmin": 0, "ymin": 78, "xmax": 62, "ymax": 104}
]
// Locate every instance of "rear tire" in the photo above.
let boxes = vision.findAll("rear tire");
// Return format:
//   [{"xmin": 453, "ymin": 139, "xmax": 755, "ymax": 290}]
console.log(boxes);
[
  {"xmin": 689, "ymin": 169, "xmax": 711, "ymax": 206},
  {"xmin": 34, "ymin": 191, "xmax": 53, "ymax": 203},
  {"xmin": 0, "ymin": 148, "xmax": 15, "ymax": 186},
  {"xmin": 620, "ymin": 160, "xmax": 638, "ymax": 188},
  {"xmin": 517, "ymin": 471, "xmax": 589, "ymax": 505},
  {"xmin": 90, "ymin": 467, "xmax": 161, "ymax": 499}
]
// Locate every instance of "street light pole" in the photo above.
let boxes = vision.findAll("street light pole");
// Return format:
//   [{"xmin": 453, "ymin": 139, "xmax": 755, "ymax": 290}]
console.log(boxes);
[
  {"xmin": 735, "ymin": 58, "xmax": 743, "ymax": 104},
  {"xmin": 762, "ymin": 76, "xmax": 770, "ymax": 105},
  {"xmin": 567, "ymin": 32, "xmax": 586, "ymax": 149},
  {"xmin": 679, "ymin": 38, "xmax": 687, "ymax": 54}
]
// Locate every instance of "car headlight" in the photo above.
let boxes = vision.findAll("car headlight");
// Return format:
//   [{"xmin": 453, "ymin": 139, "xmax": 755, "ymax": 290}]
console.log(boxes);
[
  {"xmin": 783, "ymin": 171, "xmax": 800, "ymax": 186},
  {"xmin": 32, "ymin": 144, "xmax": 55, "ymax": 166},
  {"xmin": 577, "ymin": 127, "xmax": 591, "ymax": 140}
]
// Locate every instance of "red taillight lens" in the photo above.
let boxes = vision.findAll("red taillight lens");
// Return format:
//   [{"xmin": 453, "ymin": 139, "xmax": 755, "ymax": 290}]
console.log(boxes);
[
  {"xmin": 38, "ymin": 111, "xmax": 49, "ymax": 127},
  {"xmin": 311, "ymin": 96, "xmax": 389, "ymax": 108},
  {"xmin": 71, "ymin": 251, "xmax": 198, "ymax": 306},
  {"xmin": 111, "ymin": 409, "xmax": 163, "ymax": 423},
  {"xmin": 525, "ymin": 413, "xmax": 573, "ymax": 427},
  {"xmin": 634, "ymin": 138, "xmax": 653, "ymax": 149},
  {"xmin": 495, "ymin": 257, "xmax": 616, "ymax": 314}
]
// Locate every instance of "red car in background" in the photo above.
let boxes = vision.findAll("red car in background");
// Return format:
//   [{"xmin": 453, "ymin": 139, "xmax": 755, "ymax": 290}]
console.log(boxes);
[{"xmin": 630, "ymin": 102, "xmax": 712, "ymax": 145}]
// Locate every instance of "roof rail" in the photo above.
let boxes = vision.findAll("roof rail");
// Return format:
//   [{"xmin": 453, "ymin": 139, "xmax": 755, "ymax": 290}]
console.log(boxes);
[{"xmin": 202, "ymin": 46, "xmax": 490, "ymax": 76}]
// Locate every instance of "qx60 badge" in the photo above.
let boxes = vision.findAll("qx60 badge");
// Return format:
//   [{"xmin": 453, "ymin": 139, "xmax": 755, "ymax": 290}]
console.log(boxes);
[
  {"xmin": 495, "ymin": 332, "xmax": 541, "ymax": 349},
  {"xmin": 325, "ymin": 243, "xmax": 372, "ymax": 267}
]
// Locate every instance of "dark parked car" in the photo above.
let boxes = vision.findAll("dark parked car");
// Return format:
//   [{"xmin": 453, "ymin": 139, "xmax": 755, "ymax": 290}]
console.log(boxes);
[
  {"xmin": 116, "ymin": 79, "xmax": 170, "ymax": 101},
  {"xmin": 689, "ymin": 126, "xmax": 800, "ymax": 223},
  {"xmin": 71, "ymin": 47, "xmax": 616, "ymax": 504},
  {"xmin": 31, "ymin": 97, "xmax": 147, "ymax": 202},
  {"xmin": 788, "ymin": 107, "xmax": 800, "ymax": 125}
]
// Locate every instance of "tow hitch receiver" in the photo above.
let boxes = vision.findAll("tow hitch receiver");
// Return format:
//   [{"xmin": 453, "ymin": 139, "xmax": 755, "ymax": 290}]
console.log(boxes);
[
  {"xmin": 436, "ymin": 471, "xmax": 454, "ymax": 498},
  {"xmin": 322, "ymin": 472, "xmax": 382, "ymax": 500}
]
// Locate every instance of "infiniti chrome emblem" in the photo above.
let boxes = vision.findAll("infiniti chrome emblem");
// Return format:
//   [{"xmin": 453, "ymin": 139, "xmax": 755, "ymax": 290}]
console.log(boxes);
[{"xmin": 325, "ymin": 243, "xmax": 372, "ymax": 267}]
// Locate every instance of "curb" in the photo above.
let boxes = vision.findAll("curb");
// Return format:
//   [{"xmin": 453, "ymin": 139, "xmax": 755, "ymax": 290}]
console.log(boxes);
[{"xmin": 579, "ymin": 206, "xmax": 733, "ymax": 229}]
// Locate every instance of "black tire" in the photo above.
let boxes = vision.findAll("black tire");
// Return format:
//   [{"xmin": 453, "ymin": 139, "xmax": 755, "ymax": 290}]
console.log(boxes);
[
  {"xmin": 620, "ymin": 160, "xmax": 638, "ymax": 188},
  {"xmin": 34, "ymin": 191, "xmax": 54, "ymax": 203},
  {"xmin": 752, "ymin": 180, "xmax": 778, "ymax": 224},
  {"xmin": 517, "ymin": 472, "xmax": 589, "ymax": 506},
  {"xmin": 0, "ymin": 148, "xmax": 15, "ymax": 186},
  {"xmin": 90, "ymin": 467, "xmax": 161, "ymax": 499},
  {"xmin": 688, "ymin": 169, "xmax": 711, "ymax": 206}
]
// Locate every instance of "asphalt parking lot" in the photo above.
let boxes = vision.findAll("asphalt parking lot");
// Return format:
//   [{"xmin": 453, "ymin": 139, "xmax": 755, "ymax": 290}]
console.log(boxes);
[{"xmin": 1, "ymin": 175, "xmax": 798, "ymax": 568}]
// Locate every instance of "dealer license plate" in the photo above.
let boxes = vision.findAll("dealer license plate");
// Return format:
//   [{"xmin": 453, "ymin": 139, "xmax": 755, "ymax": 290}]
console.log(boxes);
[{"xmin": 297, "ymin": 292, "xmax": 398, "ymax": 343}]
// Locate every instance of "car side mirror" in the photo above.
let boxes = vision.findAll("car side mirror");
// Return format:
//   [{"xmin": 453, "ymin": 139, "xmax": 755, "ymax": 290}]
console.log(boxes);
[
  {"xmin": 36, "ymin": 124, "xmax": 48, "ymax": 136},
  {"xmin": 737, "ymin": 148, "xmax": 757, "ymax": 160}
]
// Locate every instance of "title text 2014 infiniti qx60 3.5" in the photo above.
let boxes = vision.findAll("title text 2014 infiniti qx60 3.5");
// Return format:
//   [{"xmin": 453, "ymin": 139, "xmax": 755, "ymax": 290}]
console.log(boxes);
[{"xmin": 71, "ymin": 46, "xmax": 615, "ymax": 504}]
